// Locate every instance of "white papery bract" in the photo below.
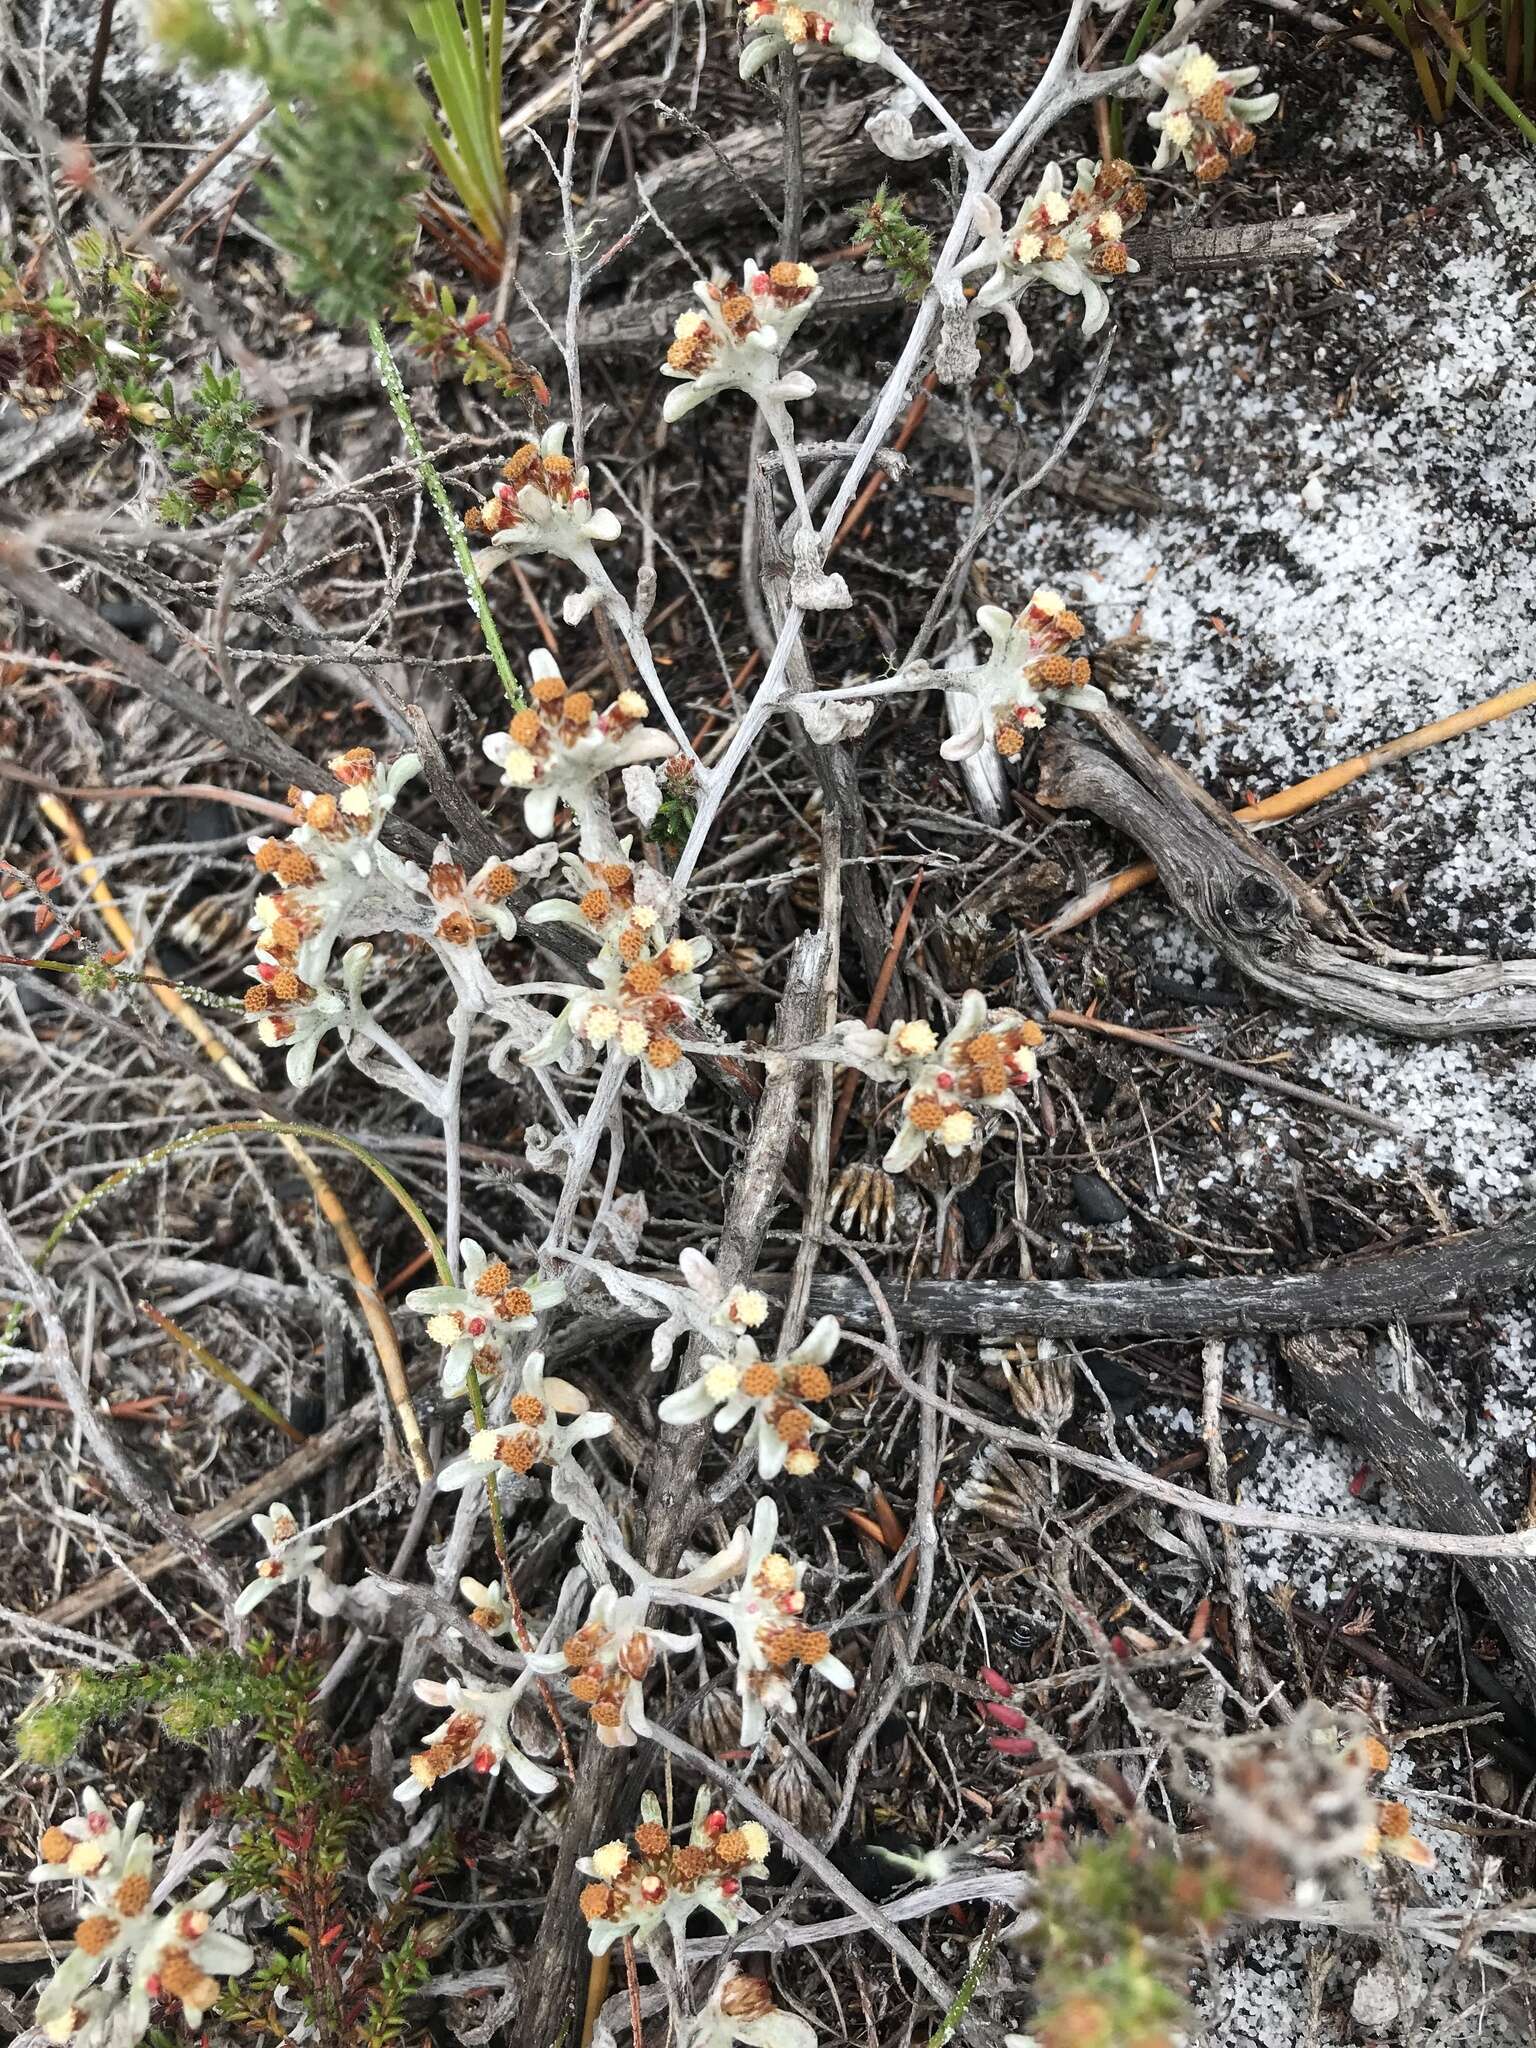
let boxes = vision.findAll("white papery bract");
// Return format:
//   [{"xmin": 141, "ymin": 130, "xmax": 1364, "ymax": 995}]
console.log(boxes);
[
  {"xmin": 577, "ymin": 1790, "xmax": 770, "ymax": 1956},
  {"xmin": 718, "ymin": 1496, "xmax": 854, "ymax": 1743},
  {"xmin": 527, "ymin": 1584, "xmax": 698, "ymax": 1747},
  {"xmin": 1139, "ymin": 16, "xmax": 1279, "ymax": 182},
  {"xmin": 406, "ymin": 1239, "xmax": 566, "ymax": 1398},
  {"xmin": 940, "ymin": 591, "xmax": 1101, "ymax": 763},
  {"xmin": 958, "ymin": 158, "xmax": 1145, "ymax": 372},
  {"xmin": 689, "ymin": 1975, "xmax": 819, "ymax": 2048},
  {"xmin": 483, "ymin": 647, "xmax": 677, "ymax": 849},
  {"xmin": 394, "ymin": 1670, "xmax": 559, "ymax": 1805},
  {"xmin": 658, "ymin": 1315, "xmax": 839, "ymax": 1479},
  {"xmin": 661, "ymin": 260, "xmax": 822, "ymax": 425},
  {"xmin": 836, "ymin": 989, "xmax": 1044, "ymax": 1175},
  {"xmin": 435, "ymin": 1350, "xmax": 613, "ymax": 1491},
  {"xmin": 737, "ymin": 0, "xmax": 884, "ymax": 78},
  {"xmin": 30, "ymin": 1807, "xmax": 252, "ymax": 2048}
]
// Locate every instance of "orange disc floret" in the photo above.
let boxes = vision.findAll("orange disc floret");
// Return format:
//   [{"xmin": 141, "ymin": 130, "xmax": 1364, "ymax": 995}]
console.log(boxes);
[
  {"xmin": 253, "ymin": 837, "xmax": 284, "ymax": 873},
  {"xmin": 617, "ymin": 924, "xmax": 646, "ymax": 962},
  {"xmin": 1035, "ymin": 652, "xmax": 1074, "ymax": 688},
  {"xmin": 667, "ymin": 329, "xmax": 714, "ymax": 375},
  {"xmin": 1376, "ymin": 1800, "xmax": 1413, "ymax": 1841},
  {"xmin": 599, "ymin": 862, "xmax": 632, "ymax": 889},
  {"xmin": 714, "ymin": 1829, "xmax": 750, "ymax": 1867},
  {"xmin": 996, "ymin": 726, "xmax": 1026, "ymax": 760},
  {"xmin": 775, "ymin": 1405, "xmax": 814, "ymax": 1444},
  {"xmin": 1230, "ymin": 127, "xmax": 1257, "ymax": 158},
  {"xmin": 495, "ymin": 1430, "xmax": 540, "ymax": 1474},
  {"xmin": 475, "ymin": 1259, "xmax": 513, "ymax": 1299},
  {"xmin": 579, "ymin": 1882, "xmax": 613, "ymax": 1922},
  {"xmin": 624, "ymin": 962, "xmax": 664, "ymax": 998},
  {"xmin": 759, "ymin": 1624, "xmax": 801, "ymax": 1670},
  {"xmin": 767, "ymin": 259, "xmax": 816, "ymax": 303},
  {"xmin": 1068, "ymin": 657, "xmax": 1092, "ymax": 687},
  {"xmin": 562, "ymin": 691, "xmax": 594, "ymax": 727},
  {"xmin": 1096, "ymin": 242, "xmax": 1129, "ymax": 277},
  {"xmin": 1017, "ymin": 1019, "xmax": 1046, "ymax": 1048},
  {"xmin": 308, "ymin": 793, "xmax": 339, "ymax": 831},
  {"xmin": 1196, "ymin": 150, "xmax": 1229, "ymax": 182},
  {"xmin": 1197, "ymin": 81, "xmax": 1229, "ymax": 120},
  {"xmin": 795, "ymin": 1627, "xmax": 831, "ymax": 1665},
  {"xmin": 437, "ymin": 911, "xmax": 478, "ymax": 945},
  {"xmin": 463, "ymin": 504, "xmax": 484, "ymax": 533},
  {"xmin": 270, "ymin": 969, "xmax": 310, "ymax": 1004},
  {"xmin": 158, "ymin": 1951, "xmax": 219, "ymax": 2009},
  {"xmin": 580, "ymin": 887, "xmax": 612, "ymax": 925},
  {"xmin": 429, "ymin": 861, "xmax": 463, "ymax": 898},
  {"xmin": 39, "ymin": 1827, "xmax": 73, "ymax": 1865},
  {"xmin": 718, "ymin": 289, "xmax": 758, "ymax": 339},
  {"xmin": 510, "ymin": 1392, "xmax": 547, "ymax": 1425},
  {"xmin": 498, "ymin": 1286, "xmax": 534, "ymax": 1320},
  {"xmin": 503, "ymin": 444, "xmax": 542, "ymax": 487},
  {"xmin": 962, "ymin": 1032, "xmax": 1000, "ymax": 1064},
  {"xmin": 509, "ymin": 708, "xmax": 542, "ymax": 747},
  {"xmin": 975, "ymin": 1059, "xmax": 1010, "ymax": 1097},
  {"xmin": 531, "ymin": 672, "xmax": 567, "ymax": 705},
  {"xmin": 908, "ymin": 1094, "xmax": 946, "ymax": 1131},
  {"xmin": 1357, "ymin": 1735, "xmax": 1392, "ymax": 1775},
  {"xmin": 243, "ymin": 984, "xmax": 273, "ymax": 1014},
  {"xmin": 672, "ymin": 1845, "xmax": 711, "ymax": 1883},
  {"xmin": 540, "ymin": 452, "xmax": 575, "ymax": 495},
  {"xmin": 267, "ymin": 915, "xmax": 302, "ymax": 957},
  {"xmin": 275, "ymin": 847, "xmax": 319, "ymax": 888},
  {"xmin": 1058, "ymin": 610, "xmax": 1085, "ymax": 640},
  {"xmin": 569, "ymin": 1672, "xmax": 603, "ymax": 1703},
  {"xmin": 114, "ymin": 1875, "xmax": 151, "ymax": 1917},
  {"xmin": 783, "ymin": 1363, "xmax": 831, "ymax": 1402},
  {"xmin": 645, "ymin": 1034, "xmax": 682, "ymax": 1070},
  {"xmin": 633, "ymin": 1821, "xmax": 670, "ymax": 1859},
  {"xmin": 478, "ymin": 863, "xmax": 519, "ymax": 903},
  {"xmin": 74, "ymin": 1915, "xmax": 119, "ymax": 1956},
  {"xmin": 590, "ymin": 1699, "xmax": 623, "ymax": 1728},
  {"xmin": 739, "ymin": 1361, "xmax": 779, "ymax": 1399}
]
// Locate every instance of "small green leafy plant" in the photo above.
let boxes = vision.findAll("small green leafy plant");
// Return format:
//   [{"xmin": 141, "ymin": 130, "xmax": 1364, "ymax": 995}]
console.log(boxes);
[
  {"xmin": 855, "ymin": 184, "xmax": 933, "ymax": 301},
  {"xmin": 0, "ymin": 239, "xmax": 265, "ymax": 525},
  {"xmin": 17, "ymin": 1643, "xmax": 308, "ymax": 1765}
]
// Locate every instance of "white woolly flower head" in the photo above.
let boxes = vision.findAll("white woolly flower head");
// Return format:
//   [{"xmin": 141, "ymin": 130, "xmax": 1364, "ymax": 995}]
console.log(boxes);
[
  {"xmin": 234, "ymin": 1499, "xmax": 334, "ymax": 1616},
  {"xmin": 576, "ymin": 1788, "xmax": 770, "ymax": 1955},
  {"xmin": 962, "ymin": 159, "xmax": 1145, "ymax": 373},
  {"xmin": 468, "ymin": 423, "xmax": 621, "ymax": 622},
  {"xmin": 527, "ymin": 1583, "xmax": 699, "ymax": 1748},
  {"xmin": 718, "ymin": 1496, "xmax": 855, "ymax": 1743},
  {"xmin": 657, "ymin": 1315, "xmax": 840, "ymax": 1480},
  {"xmin": 942, "ymin": 590, "xmax": 1104, "ymax": 764},
  {"xmin": 483, "ymin": 647, "xmax": 677, "ymax": 844},
  {"xmin": 520, "ymin": 903, "xmax": 711, "ymax": 1115},
  {"xmin": 394, "ymin": 1669, "xmax": 559, "ymax": 1806},
  {"xmin": 648, "ymin": 1244, "xmax": 773, "ymax": 1373},
  {"xmin": 1139, "ymin": 12, "xmax": 1279, "ymax": 181},
  {"xmin": 247, "ymin": 748, "xmax": 420, "ymax": 989},
  {"xmin": 434, "ymin": 1350, "xmax": 614, "ymax": 1492},
  {"xmin": 737, "ymin": 0, "xmax": 884, "ymax": 79},
  {"xmin": 836, "ymin": 988, "xmax": 1045, "ymax": 1176},
  {"xmin": 406, "ymin": 1240, "xmax": 566, "ymax": 1398},
  {"xmin": 459, "ymin": 1574, "xmax": 516, "ymax": 1636},
  {"xmin": 31, "ymin": 1813, "xmax": 253, "ymax": 2048},
  {"xmin": 661, "ymin": 259, "xmax": 823, "ymax": 424}
]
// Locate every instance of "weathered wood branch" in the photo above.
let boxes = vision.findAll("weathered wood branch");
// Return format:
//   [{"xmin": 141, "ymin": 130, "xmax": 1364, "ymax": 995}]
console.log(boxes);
[
  {"xmin": 1128, "ymin": 208, "xmax": 1355, "ymax": 279},
  {"xmin": 1038, "ymin": 704, "xmax": 1536, "ymax": 1036},
  {"xmin": 786, "ymin": 1209, "xmax": 1536, "ymax": 1338},
  {"xmin": 1283, "ymin": 1329, "xmax": 1536, "ymax": 1701}
]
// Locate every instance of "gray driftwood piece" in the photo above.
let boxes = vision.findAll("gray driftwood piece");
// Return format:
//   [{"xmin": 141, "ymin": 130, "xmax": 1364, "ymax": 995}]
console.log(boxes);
[
  {"xmin": 787, "ymin": 1209, "xmax": 1536, "ymax": 1338},
  {"xmin": 1284, "ymin": 1328, "xmax": 1536, "ymax": 1701},
  {"xmin": 1038, "ymin": 703, "xmax": 1536, "ymax": 1037}
]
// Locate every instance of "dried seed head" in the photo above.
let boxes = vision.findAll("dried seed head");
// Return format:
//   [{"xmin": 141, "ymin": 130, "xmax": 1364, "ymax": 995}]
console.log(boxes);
[
  {"xmin": 436, "ymin": 911, "xmax": 478, "ymax": 945},
  {"xmin": 590, "ymin": 1841, "xmax": 629, "ymax": 1882},
  {"xmin": 672, "ymin": 1844, "xmax": 711, "ymax": 1883},
  {"xmin": 569, "ymin": 1673, "xmax": 603, "ymax": 1703},
  {"xmin": 633, "ymin": 1820, "xmax": 670, "ymax": 1859},
  {"xmin": 590, "ymin": 1699, "xmax": 623, "ymax": 1728},
  {"xmin": 720, "ymin": 1977, "xmax": 776, "ymax": 2020}
]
